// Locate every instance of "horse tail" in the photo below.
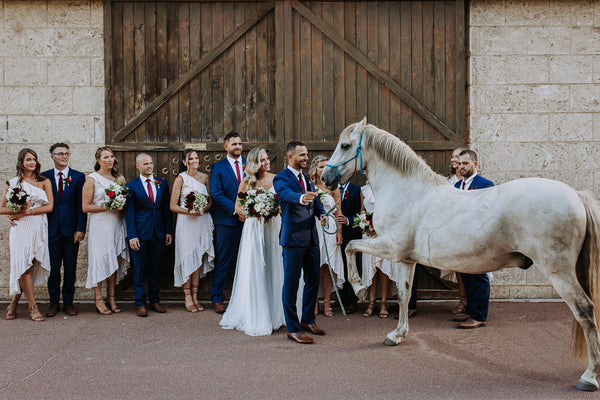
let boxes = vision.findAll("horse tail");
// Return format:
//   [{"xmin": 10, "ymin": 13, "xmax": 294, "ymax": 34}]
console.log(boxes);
[{"xmin": 573, "ymin": 191, "xmax": 600, "ymax": 359}]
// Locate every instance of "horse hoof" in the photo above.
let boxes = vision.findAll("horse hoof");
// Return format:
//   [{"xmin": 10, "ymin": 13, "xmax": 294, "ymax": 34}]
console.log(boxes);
[
  {"xmin": 383, "ymin": 337, "xmax": 397, "ymax": 346},
  {"xmin": 575, "ymin": 379, "xmax": 598, "ymax": 392}
]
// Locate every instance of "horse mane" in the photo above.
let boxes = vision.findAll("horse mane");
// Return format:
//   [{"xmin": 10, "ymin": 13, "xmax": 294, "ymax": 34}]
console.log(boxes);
[{"xmin": 360, "ymin": 124, "xmax": 447, "ymax": 185}]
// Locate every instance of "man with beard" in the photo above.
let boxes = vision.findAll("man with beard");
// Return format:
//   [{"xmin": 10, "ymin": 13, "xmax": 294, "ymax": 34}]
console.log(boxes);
[{"xmin": 452, "ymin": 149, "xmax": 494, "ymax": 329}]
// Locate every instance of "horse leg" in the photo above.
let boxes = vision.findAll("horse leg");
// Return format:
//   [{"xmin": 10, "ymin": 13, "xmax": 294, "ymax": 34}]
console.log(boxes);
[
  {"xmin": 384, "ymin": 262, "xmax": 416, "ymax": 346},
  {"xmin": 546, "ymin": 271, "xmax": 600, "ymax": 391}
]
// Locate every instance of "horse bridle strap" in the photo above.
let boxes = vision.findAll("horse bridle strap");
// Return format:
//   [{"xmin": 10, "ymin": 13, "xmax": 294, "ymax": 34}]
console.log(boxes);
[{"xmin": 325, "ymin": 129, "xmax": 365, "ymax": 192}]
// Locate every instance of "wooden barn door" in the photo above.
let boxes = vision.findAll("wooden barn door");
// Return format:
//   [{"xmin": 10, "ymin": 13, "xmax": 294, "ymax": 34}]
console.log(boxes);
[{"xmin": 104, "ymin": 0, "xmax": 466, "ymax": 300}]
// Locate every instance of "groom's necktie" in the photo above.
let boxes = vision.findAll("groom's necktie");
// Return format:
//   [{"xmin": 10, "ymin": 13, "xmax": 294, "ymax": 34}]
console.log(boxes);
[
  {"xmin": 298, "ymin": 172, "xmax": 305, "ymax": 192},
  {"xmin": 58, "ymin": 172, "xmax": 63, "ymax": 199},
  {"xmin": 146, "ymin": 178, "xmax": 155, "ymax": 205},
  {"xmin": 461, "ymin": 180, "xmax": 465, "ymax": 190},
  {"xmin": 234, "ymin": 160, "xmax": 242, "ymax": 184}
]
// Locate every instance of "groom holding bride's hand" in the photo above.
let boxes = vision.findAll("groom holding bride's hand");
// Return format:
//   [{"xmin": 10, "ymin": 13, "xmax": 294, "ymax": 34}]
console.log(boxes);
[{"xmin": 274, "ymin": 141, "xmax": 327, "ymax": 344}]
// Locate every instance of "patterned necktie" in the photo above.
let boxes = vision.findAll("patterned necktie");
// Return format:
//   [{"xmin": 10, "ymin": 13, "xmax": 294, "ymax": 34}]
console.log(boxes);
[
  {"xmin": 298, "ymin": 172, "xmax": 305, "ymax": 192},
  {"xmin": 146, "ymin": 178, "xmax": 155, "ymax": 204},
  {"xmin": 461, "ymin": 180, "xmax": 465, "ymax": 190},
  {"xmin": 234, "ymin": 160, "xmax": 242, "ymax": 184},
  {"xmin": 58, "ymin": 172, "xmax": 63, "ymax": 199}
]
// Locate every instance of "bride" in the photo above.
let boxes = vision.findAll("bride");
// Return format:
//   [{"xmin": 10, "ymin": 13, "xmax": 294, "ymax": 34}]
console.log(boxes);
[{"xmin": 220, "ymin": 147, "xmax": 285, "ymax": 336}]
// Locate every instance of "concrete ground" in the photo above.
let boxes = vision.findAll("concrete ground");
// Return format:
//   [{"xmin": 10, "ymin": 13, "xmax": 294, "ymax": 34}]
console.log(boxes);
[{"xmin": 0, "ymin": 300, "xmax": 597, "ymax": 400}]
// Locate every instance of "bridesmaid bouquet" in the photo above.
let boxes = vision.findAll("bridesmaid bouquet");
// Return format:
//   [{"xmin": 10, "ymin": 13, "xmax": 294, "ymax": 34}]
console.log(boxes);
[
  {"xmin": 352, "ymin": 211, "xmax": 375, "ymax": 234},
  {"xmin": 181, "ymin": 191, "xmax": 208, "ymax": 213},
  {"xmin": 4, "ymin": 181, "xmax": 29, "ymax": 213},
  {"xmin": 238, "ymin": 187, "xmax": 280, "ymax": 223},
  {"xmin": 315, "ymin": 187, "xmax": 328, "ymax": 202},
  {"xmin": 102, "ymin": 183, "xmax": 129, "ymax": 211}
]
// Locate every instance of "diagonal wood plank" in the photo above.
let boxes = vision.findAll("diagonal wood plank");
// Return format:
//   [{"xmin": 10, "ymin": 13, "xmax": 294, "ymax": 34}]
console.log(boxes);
[
  {"xmin": 111, "ymin": 1, "xmax": 275, "ymax": 143},
  {"xmin": 290, "ymin": 0, "xmax": 458, "ymax": 141}
]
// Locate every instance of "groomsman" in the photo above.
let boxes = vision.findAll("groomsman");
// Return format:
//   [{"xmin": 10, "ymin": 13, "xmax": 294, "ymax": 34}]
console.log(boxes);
[
  {"xmin": 42, "ymin": 143, "xmax": 87, "ymax": 317},
  {"xmin": 210, "ymin": 132, "xmax": 245, "ymax": 314},
  {"xmin": 125, "ymin": 153, "xmax": 172, "ymax": 317}
]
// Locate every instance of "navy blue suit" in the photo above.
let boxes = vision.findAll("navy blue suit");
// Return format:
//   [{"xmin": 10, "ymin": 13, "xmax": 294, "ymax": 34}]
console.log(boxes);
[
  {"xmin": 125, "ymin": 176, "xmax": 172, "ymax": 306},
  {"xmin": 209, "ymin": 157, "xmax": 246, "ymax": 304},
  {"xmin": 455, "ymin": 173, "xmax": 494, "ymax": 321},
  {"xmin": 273, "ymin": 168, "xmax": 325, "ymax": 333},
  {"xmin": 42, "ymin": 168, "xmax": 87, "ymax": 305},
  {"xmin": 339, "ymin": 182, "xmax": 362, "ymax": 307}
]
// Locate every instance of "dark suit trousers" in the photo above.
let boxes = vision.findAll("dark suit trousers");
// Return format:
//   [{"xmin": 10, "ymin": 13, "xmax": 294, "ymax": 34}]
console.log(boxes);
[
  {"xmin": 460, "ymin": 272, "xmax": 490, "ymax": 321},
  {"xmin": 282, "ymin": 244, "xmax": 320, "ymax": 333},
  {"xmin": 211, "ymin": 223, "xmax": 243, "ymax": 304},
  {"xmin": 131, "ymin": 235, "xmax": 164, "ymax": 306},
  {"xmin": 48, "ymin": 235, "xmax": 79, "ymax": 305}
]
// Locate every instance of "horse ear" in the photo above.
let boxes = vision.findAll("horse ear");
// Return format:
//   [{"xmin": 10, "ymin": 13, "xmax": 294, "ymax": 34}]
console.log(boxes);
[{"xmin": 352, "ymin": 117, "xmax": 367, "ymax": 136}]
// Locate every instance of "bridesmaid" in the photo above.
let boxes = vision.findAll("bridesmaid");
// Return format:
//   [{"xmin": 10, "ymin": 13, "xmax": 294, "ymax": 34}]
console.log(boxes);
[
  {"xmin": 170, "ymin": 149, "xmax": 215, "ymax": 312},
  {"xmin": 82, "ymin": 147, "xmax": 130, "ymax": 315},
  {"xmin": 1, "ymin": 149, "xmax": 53, "ymax": 321}
]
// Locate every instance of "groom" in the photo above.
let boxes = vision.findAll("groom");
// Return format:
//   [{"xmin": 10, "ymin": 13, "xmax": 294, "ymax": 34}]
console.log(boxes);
[{"xmin": 273, "ymin": 141, "xmax": 326, "ymax": 344}]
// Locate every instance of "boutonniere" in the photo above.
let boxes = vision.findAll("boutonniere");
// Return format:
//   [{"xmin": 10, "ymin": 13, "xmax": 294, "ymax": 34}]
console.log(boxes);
[
  {"xmin": 344, "ymin": 191, "xmax": 350, "ymax": 199},
  {"xmin": 154, "ymin": 178, "xmax": 161, "ymax": 188},
  {"xmin": 64, "ymin": 176, "xmax": 72, "ymax": 187}
]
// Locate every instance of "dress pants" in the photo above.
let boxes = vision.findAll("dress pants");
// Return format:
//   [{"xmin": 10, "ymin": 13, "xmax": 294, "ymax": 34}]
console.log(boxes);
[
  {"xmin": 282, "ymin": 244, "xmax": 320, "ymax": 333},
  {"xmin": 211, "ymin": 223, "xmax": 243, "ymax": 304},
  {"xmin": 48, "ymin": 235, "xmax": 79, "ymax": 305},
  {"xmin": 131, "ymin": 235, "xmax": 164, "ymax": 306},
  {"xmin": 459, "ymin": 272, "xmax": 490, "ymax": 322}
]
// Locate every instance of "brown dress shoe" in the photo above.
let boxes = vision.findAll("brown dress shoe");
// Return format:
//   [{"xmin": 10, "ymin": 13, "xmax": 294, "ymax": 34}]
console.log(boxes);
[
  {"xmin": 452, "ymin": 313, "xmax": 470, "ymax": 322},
  {"xmin": 149, "ymin": 303, "xmax": 166, "ymax": 313},
  {"xmin": 300, "ymin": 322, "xmax": 325, "ymax": 335},
  {"xmin": 136, "ymin": 306, "xmax": 148, "ymax": 317},
  {"xmin": 46, "ymin": 304, "xmax": 59, "ymax": 318},
  {"xmin": 457, "ymin": 318, "xmax": 486, "ymax": 329},
  {"xmin": 213, "ymin": 302, "xmax": 226, "ymax": 314},
  {"xmin": 287, "ymin": 332, "xmax": 314, "ymax": 344},
  {"xmin": 63, "ymin": 304, "xmax": 78, "ymax": 316}
]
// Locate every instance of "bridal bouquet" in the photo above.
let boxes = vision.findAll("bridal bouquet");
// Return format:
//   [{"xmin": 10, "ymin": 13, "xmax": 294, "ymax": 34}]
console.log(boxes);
[
  {"xmin": 102, "ymin": 183, "xmax": 129, "ymax": 211},
  {"xmin": 238, "ymin": 187, "xmax": 280, "ymax": 223},
  {"xmin": 5, "ymin": 181, "xmax": 29, "ymax": 213},
  {"xmin": 352, "ymin": 211, "xmax": 375, "ymax": 235},
  {"xmin": 181, "ymin": 191, "xmax": 208, "ymax": 213}
]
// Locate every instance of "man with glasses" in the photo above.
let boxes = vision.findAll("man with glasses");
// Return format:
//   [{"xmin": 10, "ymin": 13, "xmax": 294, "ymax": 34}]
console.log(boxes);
[{"xmin": 42, "ymin": 143, "xmax": 87, "ymax": 317}]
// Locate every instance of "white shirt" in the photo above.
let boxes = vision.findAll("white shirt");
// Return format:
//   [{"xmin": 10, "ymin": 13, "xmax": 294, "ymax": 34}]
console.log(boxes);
[
  {"xmin": 140, "ymin": 174, "xmax": 157, "ymax": 200},
  {"xmin": 54, "ymin": 166, "xmax": 70, "ymax": 191},
  {"xmin": 287, "ymin": 165, "xmax": 308, "ymax": 204},
  {"xmin": 459, "ymin": 172, "xmax": 478, "ymax": 190},
  {"xmin": 227, "ymin": 155, "xmax": 243, "ymax": 181}
]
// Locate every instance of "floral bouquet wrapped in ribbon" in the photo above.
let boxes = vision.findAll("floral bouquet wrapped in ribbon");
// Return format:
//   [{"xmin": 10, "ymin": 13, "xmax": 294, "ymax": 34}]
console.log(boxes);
[
  {"xmin": 181, "ymin": 191, "xmax": 208, "ymax": 213},
  {"xmin": 5, "ymin": 181, "xmax": 30, "ymax": 213},
  {"xmin": 238, "ymin": 187, "xmax": 280, "ymax": 223},
  {"xmin": 102, "ymin": 183, "xmax": 129, "ymax": 211},
  {"xmin": 352, "ymin": 211, "xmax": 375, "ymax": 235}
]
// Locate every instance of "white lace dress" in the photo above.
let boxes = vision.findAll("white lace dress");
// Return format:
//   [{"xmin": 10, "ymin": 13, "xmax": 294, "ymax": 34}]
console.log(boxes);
[
  {"xmin": 220, "ymin": 187, "xmax": 285, "ymax": 336},
  {"xmin": 8, "ymin": 178, "xmax": 50, "ymax": 296},
  {"xmin": 173, "ymin": 172, "xmax": 215, "ymax": 287},
  {"xmin": 316, "ymin": 191, "xmax": 345, "ymax": 290},
  {"xmin": 85, "ymin": 172, "xmax": 130, "ymax": 288},
  {"xmin": 360, "ymin": 184, "xmax": 399, "ymax": 288}
]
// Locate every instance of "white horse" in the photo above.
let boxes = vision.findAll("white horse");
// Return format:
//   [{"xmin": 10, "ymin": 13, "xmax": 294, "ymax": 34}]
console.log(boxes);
[{"xmin": 321, "ymin": 118, "xmax": 600, "ymax": 392}]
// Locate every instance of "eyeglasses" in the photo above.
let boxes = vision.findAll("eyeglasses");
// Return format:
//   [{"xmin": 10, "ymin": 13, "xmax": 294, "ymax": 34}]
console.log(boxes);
[{"xmin": 52, "ymin": 152, "xmax": 70, "ymax": 157}]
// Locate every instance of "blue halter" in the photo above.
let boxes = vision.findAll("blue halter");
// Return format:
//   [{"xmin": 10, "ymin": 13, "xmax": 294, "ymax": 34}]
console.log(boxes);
[{"xmin": 325, "ymin": 128, "xmax": 365, "ymax": 191}]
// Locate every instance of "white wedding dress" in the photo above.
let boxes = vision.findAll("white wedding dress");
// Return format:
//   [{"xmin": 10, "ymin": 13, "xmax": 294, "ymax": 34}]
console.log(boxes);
[{"xmin": 220, "ymin": 187, "xmax": 285, "ymax": 336}]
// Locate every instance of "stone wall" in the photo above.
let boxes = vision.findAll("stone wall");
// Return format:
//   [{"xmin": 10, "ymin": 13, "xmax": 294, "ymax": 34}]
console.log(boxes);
[
  {"xmin": 469, "ymin": 0, "xmax": 600, "ymax": 299},
  {"xmin": 0, "ymin": 0, "xmax": 104, "ymax": 299}
]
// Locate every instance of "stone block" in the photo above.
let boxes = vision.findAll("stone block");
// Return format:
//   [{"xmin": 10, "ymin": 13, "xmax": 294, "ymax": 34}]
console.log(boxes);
[
  {"xmin": 505, "ymin": 113, "xmax": 548, "ymax": 142},
  {"xmin": 594, "ymin": 171, "xmax": 600, "ymax": 198},
  {"xmin": 25, "ymin": 29, "xmax": 70, "ymax": 56},
  {"xmin": 51, "ymin": 116, "xmax": 95, "ymax": 144},
  {"xmin": 0, "ymin": 28, "xmax": 25, "ymax": 57},
  {"xmin": 7, "ymin": 116, "xmax": 52, "ymax": 144},
  {"xmin": 527, "ymin": 85, "xmax": 570, "ymax": 112},
  {"xmin": 594, "ymin": 114, "xmax": 600, "ymax": 140},
  {"xmin": 593, "ymin": 56, "xmax": 600, "ymax": 83},
  {"xmin": 548, "ymin": 0, "xmax": 594, "ymax": 27},
  {"xmin": 91, "ymin": 57, "xmax": 104, "ymax": 86},
  {"xmin": 73, "ymin": 87, "xmax": 104, "ymax": 115},
  {"xmin": 490, "ymin": 285, "xmax": 510, "ymax": 299},
  {"xmin": 570, "ymin": 84, "xmax": 600, "ymax": 112},
  {"xmin": 48, "ymin": 58, "xmax": 90, "ymax": 87},
  {"xmin": 492, "ymin": 268, "xmax": 526, "ymax": 285},
  {"xmin": 503, "ymin": 56, "xmax": 549, "ymax": 84},
  {"xmin": 48, "ymin": 0, "xmax": 91, "ymax": 28},
  {"xmin": 4, "ymin": 0, "xmax": 47, "ymax": 28},
  {"xmin": 470, "ymin": 0, "xmax": 506, "ymax": 26},
  {"xmin": 506, "ymin": 0, "xmax": 551, "ymax": 25},
  {"xmin": 549, "ymin": 113, "xmax": 593, "ymax": 142},
  {"xmin": 526, "ymin": 27, "xmax": 571, "ymax": 55},
  {"xmin": 0, "ymin": 61, "xmax": 3, "ymax": 86},
  {"xmin": 470, "ymin": 114, "xmax": 506, "ymax": 142},
  {"xmin": 477, "ymin": 27, "xmax": 529, "ymax": 55},
  {"xmin": 571, "ymin": 26, "xmax": 600, "ymax": 54},
  {"xmin": 555, "ymin": 171, "xmax": 594, "ymax": 192},
  {"xmin": 0, "ymin": 116, "xmax": 6, "ymax": 144},
  {"xmin": 549, "ymin": 56, "xmax": 593, "ymax": 84},
  {"xmin": 470, "ymin": 56, "xmax": 504, "ymax": 85},
  {"xmin": 4, "ymin": 57, "xmax": 47, "ymax": 86},
  {"xmin": 471, "ymin": 85, "xmax": 528, "ymax": 113},
  {"xmin": 90, "ymin": 0, "xmax": 103, "ymax": 28},
  {"xmin": 0, "ymin": 88, "xmax": 29, "ymax": 114},
  {"xmin": 94, "ymin": 116, "xmax": 104, "ymax": 143},
  {"xmin": 68, "ymin": 143, "xmax": 101, "ymax": 172},
  {"xmin": 29, "ymin": 87, "xmax": 72, "ymax": 114},
  {"xmin": 69, "ymin": 28, "xmax": 103, "ymax": 57},
  {"xmin": 509, "ymin": 285, "xmax": 554, "ymax": 299},
  {"xmin": 526, "ymin": 265, "xmax": 550, "ymax": 286},
  {"xmin": 596, "ymin": 0, "xmax": 600, "ymax": 27}
]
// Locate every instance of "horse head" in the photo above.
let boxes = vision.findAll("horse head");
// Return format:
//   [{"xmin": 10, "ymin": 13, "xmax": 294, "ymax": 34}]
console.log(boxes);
[{"xmin": 322, "ymin": 117, "xmax": 367, "ymax": 189}]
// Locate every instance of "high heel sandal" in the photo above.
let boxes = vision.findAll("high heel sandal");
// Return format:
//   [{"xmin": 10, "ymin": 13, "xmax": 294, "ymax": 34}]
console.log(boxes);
[
  {"xmin": 451, "ymin": 297, "xmax": 467, "ymax": 315},
  {"xmin": 6, "ymin": 302, "xmax": 17, "ymax": 320},
  {"xmin": 28, "ymin": 304, "xmax": 44, "ymax": 322},
  {"xmin": 379, "ymin": 302, "xmax": 389, "ymax": 319},
  {"xmin": 95, "ymin": 297, "xmax": 112, "ymax": 315},
  {"xmin": 106, "ymin": 295, "xmax": 121, "ymax": 313},
  {"xmin": 184, "ymin": 287, "xmax": 198, "ymax": 313},
  {"xmin": 362, "ymin": 300, "xmax": 376, "ymax": 317},
  {"xmin": 324, "ymin": 301, "xmax": 333, "ymax": 317},
  {"xmin": 191, "ymin": 285, "xmax": 204, "ymax": 312}
]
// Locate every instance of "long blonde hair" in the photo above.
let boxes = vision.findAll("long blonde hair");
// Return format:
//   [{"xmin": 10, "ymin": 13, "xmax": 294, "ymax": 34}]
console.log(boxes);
[
  {"xmin": 308, "ymin": 154, "xmax": 328, "ymax": 184},
  {"xmin": 242, "ymin": 147, "xmax": 266, "ymax": 190}
]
